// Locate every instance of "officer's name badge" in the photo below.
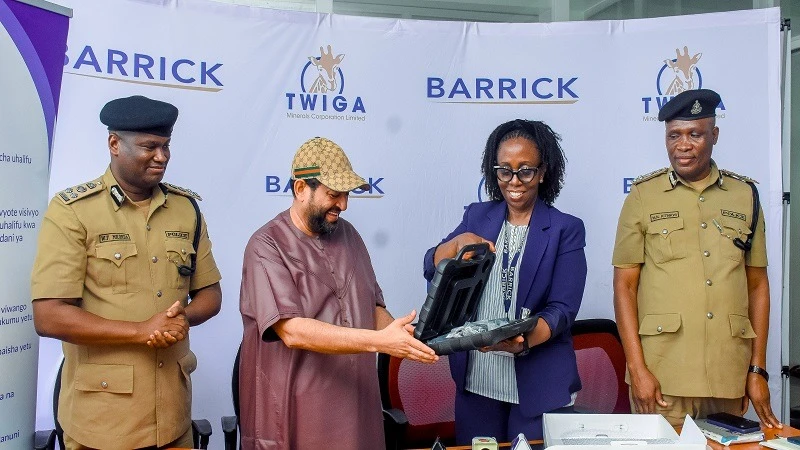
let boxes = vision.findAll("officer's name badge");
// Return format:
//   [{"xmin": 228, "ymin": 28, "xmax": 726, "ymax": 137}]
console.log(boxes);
[
  {"xmin": 166, "ymin": 231, "xmax": 190, "ymax": 239},
  {"xmin": 99, "ymin": 233, "xmax": 131, "ymax": 243},
  {"xmin": 721, "ymin": 210, "xmax": 746, "ymax": 221},
  {"xmin": 649, "ymin": 211, "xmax": 679, "ymax": 222}
]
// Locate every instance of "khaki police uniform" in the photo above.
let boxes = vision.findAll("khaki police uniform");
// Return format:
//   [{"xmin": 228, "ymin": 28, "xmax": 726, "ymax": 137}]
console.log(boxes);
[
  {"xmin": 612, "ymin": 161, "xmax": 765, "ymax": 399},
  {"xmin": 31, "ymin": 167, "xmax": 221, "ymax": 449}
]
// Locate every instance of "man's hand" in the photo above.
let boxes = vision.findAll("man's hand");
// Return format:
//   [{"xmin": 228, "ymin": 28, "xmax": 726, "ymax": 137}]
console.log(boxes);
[
  {"xmin": 165, "ymin": 300, "xmax": 186, "ymax": 319},
  {"xmin": 147, "ymin": 329, "xmax": 178, "ymax": 348},
  {"xmin": 143, "ymin": 301, "xmax": 189, "ymax": 348},
  {"xmin": 745, "ymin": 372, "xmax": 782, "ymax": 428},
  {"xmin": 376, "ymin": 310, "xmax": 439, "ymax": 364},
  {"xmin": 629, "ymin": 366, "xmax": 668, "ymax": 414}
]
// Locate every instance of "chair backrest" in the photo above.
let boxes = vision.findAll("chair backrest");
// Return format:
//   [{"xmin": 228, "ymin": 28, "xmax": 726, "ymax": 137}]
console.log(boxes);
[
  {"xmin": 54, "ymin": 359, "xmax": 65, "ymax": 450},
  {"xmin": 222, "ymin": 344, "xmax": 242, "ymax": 450},
  {"xmin": 378, "ymin": 353, "xmax": 456, "ymax": 447},
  {"xmin": 233, "ymin": 343, "xmax": 241, "ymax": 420},
  {"xmin": 571, "ymin": 318, "xmax": 630, "ymax": 414}
]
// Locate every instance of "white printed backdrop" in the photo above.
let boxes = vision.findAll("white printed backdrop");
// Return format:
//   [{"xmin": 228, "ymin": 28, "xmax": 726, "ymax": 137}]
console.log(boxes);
[{"xmin": 40, "ymin": 1, "xmax": 783, "ymax": 446}]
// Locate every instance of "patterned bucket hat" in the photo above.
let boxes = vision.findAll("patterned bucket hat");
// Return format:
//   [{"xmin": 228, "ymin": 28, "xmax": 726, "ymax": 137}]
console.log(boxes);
[{"xmin": 291, "ymin": 137, "xmax": 369, "ymax": 192}]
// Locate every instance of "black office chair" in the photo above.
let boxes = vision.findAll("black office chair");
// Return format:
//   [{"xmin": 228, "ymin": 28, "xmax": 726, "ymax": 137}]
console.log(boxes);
[
  {"xmin": 191, "ymin": 419, "xmax": 213, "ymax": 449},
  {"xmin": 221, "ymin": 344, "xmax": 242, "ymax": 450},
  {"xmin": 33, "ymin": 429, "xmax": 56, "ymax": 450},
  {"xmin": 789, "ymin": 365, "xmax": 800, "ymax": 428},
  {"xmin": 35, "ymin": 358, "xmax": 213, "ymax": 450}
]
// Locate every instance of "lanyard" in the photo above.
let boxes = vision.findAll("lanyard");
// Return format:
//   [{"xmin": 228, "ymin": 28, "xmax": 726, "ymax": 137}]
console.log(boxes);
[{"xmin": 500, "ymin": 224, "xmax": 526, "ymax": 314}]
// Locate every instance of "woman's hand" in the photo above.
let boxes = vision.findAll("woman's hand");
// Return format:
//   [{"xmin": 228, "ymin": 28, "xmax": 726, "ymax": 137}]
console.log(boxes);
[
  {"xmin": 479, "ymin": 334, "xmax": 525, "ymax": 354},
  {"xmin": 433, "ymin": 232, "xmax": 495, "ymax": 266}
]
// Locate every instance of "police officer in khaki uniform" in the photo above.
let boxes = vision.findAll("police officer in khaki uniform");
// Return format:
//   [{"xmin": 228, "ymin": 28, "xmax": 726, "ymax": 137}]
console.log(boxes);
[
  {"xmin": 31, "ymin": 96, "xmax": 223, "ymax": 449},
  {"xmin": 612, "ymin": 89, "xmax": 780, "ymax": 429}
]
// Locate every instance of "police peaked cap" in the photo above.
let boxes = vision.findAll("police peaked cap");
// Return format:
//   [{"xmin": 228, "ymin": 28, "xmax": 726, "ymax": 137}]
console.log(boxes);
[
  {"xmin": 100, "ymin": 95, "xmax": 179, "ymax": 137},
  {"xmin": 657, "ymin": 88, "xmax": 721, "ymax": 122}
]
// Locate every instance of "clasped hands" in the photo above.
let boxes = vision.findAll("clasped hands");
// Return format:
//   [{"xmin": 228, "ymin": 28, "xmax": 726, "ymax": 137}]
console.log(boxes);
[{"xmin": 141, "ymin": 300, "xmax": 189, "ymax": 348}]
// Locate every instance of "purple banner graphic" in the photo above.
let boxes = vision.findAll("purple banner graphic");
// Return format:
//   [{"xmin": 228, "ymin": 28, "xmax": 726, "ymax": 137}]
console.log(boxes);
[
  {"xmin": 0, "ymin": 1, "xmax": 70, "ymax": 448},
  {"xmin": 0, "ymin": 0, "xmax": 69, "ymax": 151}
]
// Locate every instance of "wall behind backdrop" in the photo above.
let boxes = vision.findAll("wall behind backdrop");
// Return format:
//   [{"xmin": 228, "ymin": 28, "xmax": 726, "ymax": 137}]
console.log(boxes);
[{"xmin": 37, "ymin": 1, "xmax": 783, "ymax": 446}]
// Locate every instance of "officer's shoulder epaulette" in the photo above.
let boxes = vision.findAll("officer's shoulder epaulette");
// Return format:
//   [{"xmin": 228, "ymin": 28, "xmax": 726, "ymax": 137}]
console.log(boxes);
[
  {"xmin": 56, "ymin": 178, "xmax": 104, "ymax": 204},
  {"xmin": 632, "ymin": 167, "xmax": 669, "ymax": 185},
  {"xmin": 720, "ymin": 169, "xmax": 758, "ymax": 184},
  {"xmin": 162, "ymin": 182, "xmax": 203, "ymax": 201}
]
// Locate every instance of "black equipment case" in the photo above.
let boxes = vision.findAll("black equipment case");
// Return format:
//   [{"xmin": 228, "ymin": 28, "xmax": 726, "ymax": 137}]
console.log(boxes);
[{"xmin": 414, "ymin": 243, "xmax": 537, "ymax": 355}]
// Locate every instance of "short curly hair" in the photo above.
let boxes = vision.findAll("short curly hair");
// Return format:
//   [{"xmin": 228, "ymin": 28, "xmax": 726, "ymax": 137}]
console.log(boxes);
[{"xmin": 481, "ymin": 119, "xmax": 567, "ymax": 206}]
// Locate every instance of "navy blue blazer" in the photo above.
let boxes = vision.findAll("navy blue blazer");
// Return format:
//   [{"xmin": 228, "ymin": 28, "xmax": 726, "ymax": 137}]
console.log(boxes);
[{"xmin": 423, "ymin": 198, "xmax": 587, "ymax": 418}]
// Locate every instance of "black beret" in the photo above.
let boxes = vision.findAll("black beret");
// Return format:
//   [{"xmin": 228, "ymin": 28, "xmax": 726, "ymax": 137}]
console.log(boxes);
[
  {"xmin": 99, "ymin": 95, "xmax": 179, "ymax": 137},
  {"xmin": 657, "ymin": 88, "xmax": 721, "ymax": 122}
]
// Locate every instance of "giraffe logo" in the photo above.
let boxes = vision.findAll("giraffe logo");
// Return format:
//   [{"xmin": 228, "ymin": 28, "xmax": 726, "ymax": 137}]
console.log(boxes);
[
  {"xmin": 303, "ymin": 45, "xmax": 345, "ymax": 94},
  {"xmin": 285, "ymin": 45, "xmax": 366, "ymax": 115},
  {"xmin": 641, "ymin": 45, "xmax": 720, "ymax": 118},
  {"xmin": 657, "ymin": 46, "xmax": 703, "ymax": 95}
]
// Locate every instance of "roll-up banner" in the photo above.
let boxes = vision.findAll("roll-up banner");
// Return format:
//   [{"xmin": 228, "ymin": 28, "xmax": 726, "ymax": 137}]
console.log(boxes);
[
  {"xmin": 44, "ymin": 2, "xmax": 783, "ymax": 446},
  {"xmin": 0, "ymin": 0, "xmax": 70, "ymax": 447}
]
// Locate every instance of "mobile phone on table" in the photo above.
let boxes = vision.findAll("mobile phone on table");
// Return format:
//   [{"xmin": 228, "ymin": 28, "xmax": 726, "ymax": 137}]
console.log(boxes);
[
  {"xmin": 786, "ymin": 436, "xmax": 800, "ymax": 445},
  {"xmin": 705, "ymin": 412, "xmax": 761, "ymax": 434}
]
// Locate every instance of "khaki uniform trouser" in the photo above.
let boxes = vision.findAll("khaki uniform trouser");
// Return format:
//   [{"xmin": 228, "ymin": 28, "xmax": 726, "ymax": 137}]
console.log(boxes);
[
  {"xmin": 63, "ymin": 426, "xmax": 193, "ymax": 450},
  {"xmin": 629, "ymin": 388, "xmax": 745, "ymax": 427}
]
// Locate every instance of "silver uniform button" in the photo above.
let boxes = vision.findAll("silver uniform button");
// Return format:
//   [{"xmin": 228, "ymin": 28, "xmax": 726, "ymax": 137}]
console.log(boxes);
[
  {"xmin": 701, "ymin": 222, "xmax": 707, "ymax": 229},
  {"xmin": 158, "ymin": 361, "xmax": 164, "ymax": 368},
  {"xmin": 156, "ymin": 291, "xmax": 162, "ymax": 297},
  {"xmin": 707, "ymin": 312, "xmax": 714, "ymax": 319},
  {"xmin": 703, "ymin": 251, "xmax": 710, "ymax": 257},
  {"xmin": 146, "ymin": 225, "xmax": 151, "ymax": 231},
  {"xmin": 661, "ymin": 229, "xmax": 668, "ymax": 234},
  {"xmin": 114, "ymin": 253, "xmax": 121, "ymax": 260},
  {"xmin": 152, "ymin": 256, "xmax": 158, "ymax": 263},
  {"xmin": 699, "ymin": 196, "xmax": 705, "ymax": 202},
  {"xmin": 706, "ymin": 279, "xmax": 713, "ymax": 286},
  {"xmin": 101, "ymin": 381, "xmax": 108, "ymax": 389},
  {"xmin": 181, "ymin": 249, "xmax": 186, "ymax": 255},
  {"xmin": 656, "ymin": 326, "xmax": 663, "ymax": 333},
  {"xmin": 741, "ymin": 329, "xmax": 746, "ymax": 335}
]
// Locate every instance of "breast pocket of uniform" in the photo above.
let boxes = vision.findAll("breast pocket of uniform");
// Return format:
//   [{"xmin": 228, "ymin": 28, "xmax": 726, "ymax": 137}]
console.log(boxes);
[
  {"xmin": 94, "ymin": 243, "xmax": 139, "ymax": 294},
  {"xmin": 717, "ymin": 216, "xmax": 750, "ymax": 262},
  {"xmin": 165, "ymin": 238, "xmax": 195, "ymax": 289},
  {"xmin": 645, "ymin": 218, "xmax": 687, "ymax": 264}
]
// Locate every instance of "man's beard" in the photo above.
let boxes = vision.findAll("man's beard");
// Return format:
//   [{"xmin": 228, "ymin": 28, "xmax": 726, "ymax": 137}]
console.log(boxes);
[{"xmin": 307, "ymin": 205, "xmax": 341, "ymax": 236}]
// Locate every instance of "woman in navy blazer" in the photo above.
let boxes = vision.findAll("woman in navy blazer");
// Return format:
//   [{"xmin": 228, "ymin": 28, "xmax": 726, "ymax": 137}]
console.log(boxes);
[{"xmin": 423, "ymin": 119, "xmax": 587, "ymax": 443}]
